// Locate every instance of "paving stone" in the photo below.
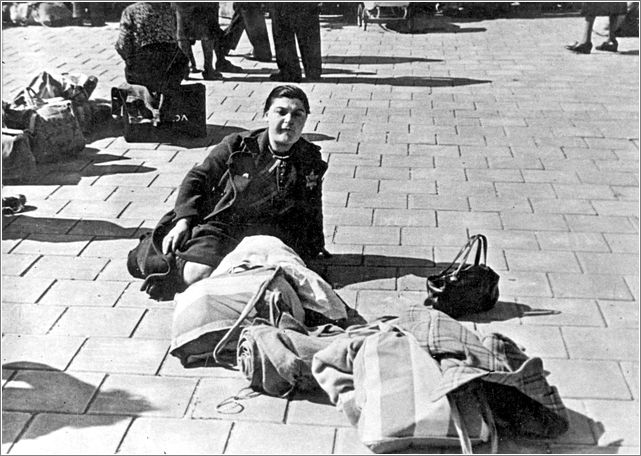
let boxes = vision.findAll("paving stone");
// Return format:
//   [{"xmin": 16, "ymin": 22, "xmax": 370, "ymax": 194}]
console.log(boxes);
[
  {"xmin": 9, "ymin": 413, "xmax": 132, "ymax": 455},
  {"xmin": 501, "ymin": 213, "xmax": 568, "ymax": 231},
  {"xmin": 437, "ymin": 181, "xmax": 496, "ymax": 197},
  {"xmin": 591, "ymin": 200, "xmax": 639, "ymax": 217},
  {"xmin": 619, "ymin": 362, "xmax": 639, "ymax": 400},
  {"xmin": 530, "ymin": 198, "xmax": 595, "ymax": 215},
  {"xmin": 1, "ymin": 335, "xmax": 84, "ymax": 371},
  {"xmin": 49, "ymin": 307, "xmax": 144, "ymax": 337},
  {"xmin": 553, "ymin": 184, "xmax": 617, "ymax": 201},
  {"xmin": 1, "ymin": 254, "xmax": 39, "ymax": 276},
  {"xmin": 347, "ymin": 192, "xmax": 407, "ymax": 209},
  {"xmin": 158, "ymin": 353, "xmax": 237, "ymax": 378},
  {"xmin": 115, "ymin": 283, "xmax": 175, "ymax": 309},
  {"xmin": 23, "ymin": 256, "xmax": 108, "ymax": 280},
  {"xmin": 437, "ymin": 211, "xmax": 503, "ymax": 230},
  {"xmin": 67, "ymin": 217, "xmax": 145, "ymax": 237},
  {"xmin": 132, "ymin": 309, "xmax": 174, "ymax": 339},
  {"xmin": 106, "ymin": 185, "xmax": 175, "ymax": 203},
  {"xmin": 409, "ymin": 195, "xmax": 469, "ymax": 211},
  {"xmin": 226, "ymin": 421, "xmax": 335, "ymax": 454},
  {"xmin": 576, "ymin": 253, "xmax": 639, "ymax": 275},
  {"xmin": 334, "ymin": 226, "xmax": 399, "ymax": 245},
  {"xmin": 2, "ymin": 411, "xmax": 32, "ymax": 454},
  {"xmin": 549, "ymin": 273, "xmax": 633, "ymax": 300},
  {"xmin": 565, "ymin": 215, "xmax": 637, "ymax": 234},
  {"xmin": 469, "ymin": 196, "xmax": 531, "ymax": 213},
  {"xmin": 79, "ymin": 237, "xmax": 139, "ymax": 259},
  {"xmin": 39, "ymin": 279, "xmax": 127, "ymax": 307},
  {"xmin": 334, "ymin": 427, "xmax": 376, "ymax": 454},
  {"xmin": 190, "ymin": 377, "xmax": 287, "ymax": 422},
  {"xmin": 378, "ymin": 179, "xmax": 437, "ymax": 194},
  {"xmin": 598, "ymin": 300, "xmax": 638, "ymax": 328},
  {"xmin": 542, "ymin": 359, "xmax": 632, "ymax": 400},
  {"xmin": 47, "ymin": 185, "xmax": 116, "ymax": 201},
  {"xmin": 401, "ymin": 226, "xmax": 470, "ymax": 247},
  {"xmin": 118, "ymin": 417, "xmax": 231, "ymax": 454},
  {"xmin": 88, "ymin": 374, "xmax": 197, "ymax": 418},
  {"xmin": 373, "ymin": 209, "xmax": 435, "ymax": 227},
  {"xmin": 498, "ymin": 272, "xmax": 552, "ymax": 298},
  {"xmin": 535, "ymin": 232, "xmax": 609, "ymax": 252},
  {"xmin": 563, "ymin": 327, "xmax": 639, "ymax": 361},
  {"xmin": 505, "ymin": 250, "xmax": 581, "ymax": 273},
  {"xmin": 495, "ymin": 182, "xmax": 557, "ymax": 199},
  {"xmin": 14, "ymin": 233, "xmax": 91, "ymax": 257},
  {"xmin": 287, "ymin": 392, "xmax": 351, "ymax": 427},
  {"xmin": 516, "ymin": 297, "xmax": 604, "ymax": 327},
  {"xmin": 545, "ymin": 399, "xmax": 596, "ymax": 446},
  {"xmin": 1, "ymin": 276, "xmax": 55, "ymax": 303},
  {"xmin": 2, "ymin": 370, "xmax": 103, "ymax": 413},
  {"xmin": 323, "ymin": 266, "xmax": 397, "ymax": 291},
  {"xmin": 69, "ymin": 338, "xmax": 168, "ymax": 374},
  {"xmin": 603, "ymin": 233, "xmax": 640, "ymax": 253},
  {"xmin": 583, "ymin": 399, "xmax": 640, "ymax": 447},
  {"xmin": 1, "ymin": 304, "xmax": 66, "ymax": 335}
]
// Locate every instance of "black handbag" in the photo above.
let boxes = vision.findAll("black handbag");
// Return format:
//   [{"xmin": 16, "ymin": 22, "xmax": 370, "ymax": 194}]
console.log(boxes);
[{"xmin": 425, "ymin": 234, "xmax": 499, "ymax": 318}]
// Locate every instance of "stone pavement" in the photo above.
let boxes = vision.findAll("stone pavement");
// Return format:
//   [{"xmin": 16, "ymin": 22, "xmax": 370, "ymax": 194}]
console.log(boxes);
[{"xmin": 1, "ymin": 9, "xmax": 639, "ymax": 455}]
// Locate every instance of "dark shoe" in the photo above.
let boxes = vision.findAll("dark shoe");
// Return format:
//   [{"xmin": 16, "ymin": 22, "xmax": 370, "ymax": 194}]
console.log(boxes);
[
  {"xmin": 215, "ymin": 60, "xmax": 243, "ymax": 73},
  {"xmin": 565, "ymin": 41, "xmax": 592, "ymax": 54},
  {"xmin": 269, "ymin": 72, "xmax": 302, "ymax": 83},
  {"xmin": 305, "ymin": 73, "xmax": 322, "ymax": 82},
  {"xmin": 246, "ymin": 52, "xmax": 272, "ymax": 62},
  {"xmin": 202, "ymin": 69, "xmax": 223, "ymax": 80},
  {"xmin": 595, "ymin": 40, "xmax": 618, "ymax": 52},
  {"xmin": 189, "ymin": 65, "xmax": 202, "ymax": 74}
]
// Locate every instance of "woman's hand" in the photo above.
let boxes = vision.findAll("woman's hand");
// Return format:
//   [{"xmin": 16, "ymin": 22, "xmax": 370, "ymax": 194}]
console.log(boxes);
[{"xmin": 162, "ymin": 218, "xmax": 191, "ymax": 254}]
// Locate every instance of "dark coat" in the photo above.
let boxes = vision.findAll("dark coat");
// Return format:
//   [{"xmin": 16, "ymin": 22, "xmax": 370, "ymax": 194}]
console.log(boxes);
[{"xmin": 153, "ymin": 128, "xmax": 328, "ymax": 267}]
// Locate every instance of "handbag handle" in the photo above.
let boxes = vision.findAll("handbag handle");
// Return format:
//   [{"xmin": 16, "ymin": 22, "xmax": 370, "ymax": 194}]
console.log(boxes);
[
  {"xmin": 448, "ymin": 384, "xmax": 498, "ymax": 454},
  {"xmin": 436, "ymin": 234, "xmax": 488, "ymax": 280}
]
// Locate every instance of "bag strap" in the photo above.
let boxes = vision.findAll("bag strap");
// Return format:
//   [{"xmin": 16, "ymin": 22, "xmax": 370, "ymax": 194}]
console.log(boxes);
[
  {"xmin": 212, "ymin": 266, "xmax": 282, "ymax": 367},
  {"xmin": 433, "ymin": 234, "xmax": 486, "ymax": 281},
  {"xmin": 448, "ymin": 383, "xmax": 499, "ymax": 454}
]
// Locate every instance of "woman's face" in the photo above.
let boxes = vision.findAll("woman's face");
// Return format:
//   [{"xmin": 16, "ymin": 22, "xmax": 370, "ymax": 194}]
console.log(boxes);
[{"xmin": 265, "ymin": 97, "xmax": 308, "ymax": 152}]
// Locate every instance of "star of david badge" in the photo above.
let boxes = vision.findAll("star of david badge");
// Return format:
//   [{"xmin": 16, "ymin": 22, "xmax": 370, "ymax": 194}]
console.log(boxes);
[{"xmin": 305, "ymin": 171, "xmax": 319, "ymax": 190}]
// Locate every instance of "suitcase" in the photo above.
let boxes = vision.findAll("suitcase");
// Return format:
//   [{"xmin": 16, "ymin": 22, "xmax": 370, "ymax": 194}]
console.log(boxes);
[{"xmin": 112, "ymin": 83, "xmax": 207, "ymax": 143}]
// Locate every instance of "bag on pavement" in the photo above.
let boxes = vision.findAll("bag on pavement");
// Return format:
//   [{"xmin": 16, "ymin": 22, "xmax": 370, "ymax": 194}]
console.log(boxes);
[
  {"xmin": 344, "ymin": 326, "xmax": 497, "ymax": 453},
  {"xmin": 425, "ymin": 234, "xmax": 499, "ymax": 319},
  {"xmin": 25, "ymin": 93, "xmax": 86, "ymax": 163},
  {"xmin": 2, "ymin": 128, "xmax": 37, "ymax": 184}
]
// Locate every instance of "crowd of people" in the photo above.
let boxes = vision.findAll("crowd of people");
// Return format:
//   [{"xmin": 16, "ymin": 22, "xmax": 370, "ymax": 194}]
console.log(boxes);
[{"xmin": 115, "ymin": 2, "xmax": 322, "ymax": 88}]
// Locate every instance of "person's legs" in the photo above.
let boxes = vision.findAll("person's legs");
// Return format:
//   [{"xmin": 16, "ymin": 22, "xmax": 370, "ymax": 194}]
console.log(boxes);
[
  {"xmin": 270, "ymin": 4, "xmax": 302, "ymax": 82},
  {"xmin": 294, "ymin": 8, "xmax": 322, "ymax": 80},
  {"xmin": 596, "ymin": 15, "xmax": 620, "ymax": 51},
  {"xmin": 182, "ymin": 261, "xmax": 215, "ymax": 285},
  {"xmin": 201, "ymin": 39, "xmax": 224, "ymax": 80},
  {"xmin": 566, "ymin": 15, "xmax": 594, "ymax": 53}
]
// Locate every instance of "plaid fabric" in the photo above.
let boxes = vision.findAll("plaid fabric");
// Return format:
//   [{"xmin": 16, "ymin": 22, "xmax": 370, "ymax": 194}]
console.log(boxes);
[{"xmin": 396, "ymin": 305, "xmax": 568, "ymax": 418}]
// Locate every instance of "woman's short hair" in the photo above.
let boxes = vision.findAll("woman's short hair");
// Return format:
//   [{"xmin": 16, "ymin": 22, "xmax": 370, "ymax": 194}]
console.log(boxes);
[{"xmin": 263, "ymin": 85, "xmax": 310, "ymax": 115}]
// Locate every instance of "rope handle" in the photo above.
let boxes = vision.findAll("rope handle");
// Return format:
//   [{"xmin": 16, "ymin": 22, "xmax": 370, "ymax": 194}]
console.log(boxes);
[{"xmin": 448, "ymin": 384, "xmax": 498, "ymax": 454}]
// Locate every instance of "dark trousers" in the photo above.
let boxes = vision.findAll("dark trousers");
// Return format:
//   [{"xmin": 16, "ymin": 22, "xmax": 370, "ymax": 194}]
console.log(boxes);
[
  {"xmin": 125, "ymin": 43, "xmax": 189, "ymax": 94},
  {"xmin": 270, "ymin": 3, "xmax": 322, "ymax": 79},
  {"xmin": 224, "ymin": 2, "xmax": 272, "ymax": 61}
]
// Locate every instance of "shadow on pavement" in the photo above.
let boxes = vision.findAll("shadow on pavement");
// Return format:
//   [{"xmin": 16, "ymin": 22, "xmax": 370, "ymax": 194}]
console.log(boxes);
[
  {"xmin": 1, "ymin": 214, "xmax": 148, "ymax": 240},
  {"xmin": 1, "ymin": 362, "xmax": 155, "ymax": 444},
  {"xmin": 322, "ymin": 56, "xmax": 443, "ymax": 64}
]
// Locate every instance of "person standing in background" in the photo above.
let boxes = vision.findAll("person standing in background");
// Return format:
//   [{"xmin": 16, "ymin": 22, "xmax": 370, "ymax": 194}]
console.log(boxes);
[
  {"xmin": 223, "ymin": 2, "xmax": 273, "ymax": 62},
  {"xmin": 173, "ymin": 2, "xmax": 243, "ymax": 80},
  {"xmin": 565, "ymin": 2, "xmax": 628, "ymax": 53},
  {"xmin": 269, "ymin": 2, "xmax": 322, "ymax": 82}
]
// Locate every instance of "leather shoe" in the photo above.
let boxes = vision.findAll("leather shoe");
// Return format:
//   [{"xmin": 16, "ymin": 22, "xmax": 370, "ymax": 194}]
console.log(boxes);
[
  {"xmin": 595, "ymin": 40, "xmax": 618, "ymax": 52},
  {"xmin": 202, "ymin": 69, "xmax": 223, "ymax": 80},
  {"xmin": 565, "ymin": 42, "xmax": 592, "ymax": 54}
]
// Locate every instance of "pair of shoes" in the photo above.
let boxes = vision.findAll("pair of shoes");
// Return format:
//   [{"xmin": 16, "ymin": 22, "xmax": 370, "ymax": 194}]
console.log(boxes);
[
  {"xmin": 565, "ymin": 41, "xmax": 592, "ymax": 54},
  {"xmin": 246, "ymin": 53, "xmax": 272, "ymax": 62},
  {"xmin": 202, "ymin": 69, "xmax": 223, "ymax": 80},
  {"xmin": 595, "ymin": 40, "xmax": 618, "ymax": 52},
  {"xmin": 215, "ymin": 60, "xmax": 243, "ymax": 73},
  {"xmin": 269, "ymin": 72, "xmax": 302, "ymax": 83}
]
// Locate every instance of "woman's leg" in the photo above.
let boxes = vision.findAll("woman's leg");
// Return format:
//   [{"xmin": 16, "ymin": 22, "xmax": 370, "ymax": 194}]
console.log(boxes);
[
  {"xmin": 581, "ymin": 15, "xmax": 595, "ymax": 44},
  {"xmin": 182, "ymin": 261, "xmax": 215, "ymax": 286}
]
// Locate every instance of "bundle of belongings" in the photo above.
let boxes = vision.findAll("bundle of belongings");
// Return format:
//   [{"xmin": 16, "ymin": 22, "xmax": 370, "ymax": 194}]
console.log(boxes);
[
  {"xmin": 2, "ymin": 70, "xmax": 102, "ymax": 184},
  {"xmin": 6, "ymin": 2, "xmax": 73, "ymax": 27},
  {"xmin": 169, "ymin": 235, "xmax": 569, "ymax": 453}
]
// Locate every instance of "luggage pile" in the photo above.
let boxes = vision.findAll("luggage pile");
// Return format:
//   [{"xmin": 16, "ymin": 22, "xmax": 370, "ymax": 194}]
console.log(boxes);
[
  {"xmin": 2, "ymin": 70, "xmax": 101, "ymax": 184},
  {"xmin": 167, "ymin": 234, "xmax": 570, "ymax": 454}
]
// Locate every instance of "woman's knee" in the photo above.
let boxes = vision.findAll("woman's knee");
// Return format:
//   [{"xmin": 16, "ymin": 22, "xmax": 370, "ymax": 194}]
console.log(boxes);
[{"xmin": 182, "ymin": 261, "xmax": 215, "ymax": 285}]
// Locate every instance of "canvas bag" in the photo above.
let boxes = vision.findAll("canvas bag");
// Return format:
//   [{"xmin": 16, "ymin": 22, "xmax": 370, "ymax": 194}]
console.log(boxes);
[{"xmin": 352, "ymin": 327, "xmax": 497, "ymax": 454}]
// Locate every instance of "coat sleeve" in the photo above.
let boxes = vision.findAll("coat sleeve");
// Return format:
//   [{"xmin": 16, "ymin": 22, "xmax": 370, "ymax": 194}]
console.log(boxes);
[
  {"xmin": 173, "ymin": 136, "xmax": 238, "ymax": 222},
  {"xmin": 302, "ymin": 152, "xmax": 328, "ymax": 256}
]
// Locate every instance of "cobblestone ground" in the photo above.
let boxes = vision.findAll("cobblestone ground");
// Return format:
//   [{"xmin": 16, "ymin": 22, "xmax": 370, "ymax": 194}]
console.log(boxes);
[{"xmin": 2, "ymin": 11, "xmax": 639, "ymax": 455}]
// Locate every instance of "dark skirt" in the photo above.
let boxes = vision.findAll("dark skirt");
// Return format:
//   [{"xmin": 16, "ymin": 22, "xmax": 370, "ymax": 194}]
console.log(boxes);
[
  {"xmin": 173, "ymin": 3, "xmax": 222, "ymax": 40},
  {"xmin": 124, "ymin": 43, "xmax": 189, "ymax": 93},
  {"xmin": 581, "ymin": 2, "xmax": 628, "ymax": 17}
]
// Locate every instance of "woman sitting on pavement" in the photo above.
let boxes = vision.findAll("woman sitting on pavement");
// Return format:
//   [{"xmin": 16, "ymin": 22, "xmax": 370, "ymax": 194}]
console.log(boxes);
[
  {"xmin": 115, "ymin": 2, "xmax": 188, "ymax": 93},
  {"xmin": 130, "ymin": 85, "xmax": 329, "ymax": 296}
]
